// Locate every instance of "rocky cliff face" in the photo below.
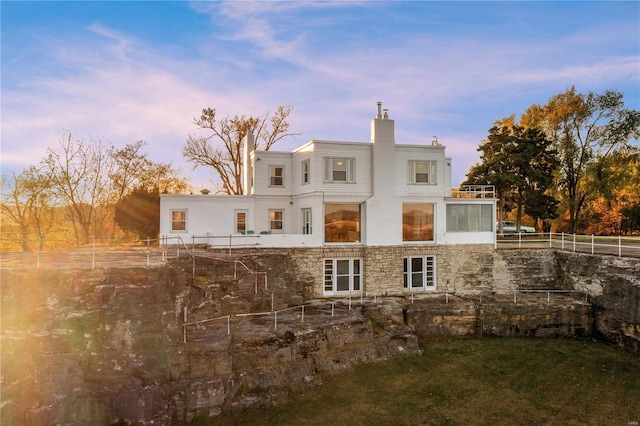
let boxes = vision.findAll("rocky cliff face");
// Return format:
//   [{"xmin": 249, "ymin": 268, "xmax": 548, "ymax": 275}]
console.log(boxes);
[
  {"xmin": 1, "ymin": 250, "xmax": 637, "ymax": 425},
  {"xmin": 556, "ymin": 253, "xmax": 640, "ymax": 355},
  {"xmin": 1, "ymin": 257, "xmax": 420, "ymax": 425}
]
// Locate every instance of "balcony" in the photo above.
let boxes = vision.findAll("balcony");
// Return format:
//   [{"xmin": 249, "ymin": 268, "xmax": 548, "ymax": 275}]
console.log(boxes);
[{"xmin": 450, "ymin": 185, "xmax": 496, "ymax": 199}]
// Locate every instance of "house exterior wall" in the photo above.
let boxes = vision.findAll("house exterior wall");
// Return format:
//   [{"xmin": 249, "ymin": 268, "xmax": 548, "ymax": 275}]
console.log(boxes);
[{"xmin": 160, "ymin": 102, "xmax": 497, "ymax": 296}]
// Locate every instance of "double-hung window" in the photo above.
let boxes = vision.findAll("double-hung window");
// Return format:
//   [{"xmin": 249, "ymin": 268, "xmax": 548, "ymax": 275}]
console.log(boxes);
[
  {"xmin": 324, "ymin": 258, "xmax": 362, "ymax": 294},
  {"xmin": 302, "ymin": 159, "xmax": 310, "ymax": 185},
  {"xmin": 324, "ymin": 157, "xmax": 355, "ymax": 183},
  {"xmin": 270, "ymin": 166, "xmax": 284, "ymax": 187},
  {"xmin": 171, "ymin": 210, "xmax": 187, "ymax": 232},
  {"xmin": 235, "ymin": 210, "xmax": 247, "ymax": 234},
  {"xmin": 301, "ymin": 208, "xmax": 312, "ymax": 235},
  {"xmin": 408, "ymin": 160, "xmax": 436, "ymax": 184},
  {"xmin": 269, "ymin": 210, "xmax": 283, "ymax": 231},
  {"xmin": 403, "ymin": 256, "xmax": 436, "ymax": 290}
]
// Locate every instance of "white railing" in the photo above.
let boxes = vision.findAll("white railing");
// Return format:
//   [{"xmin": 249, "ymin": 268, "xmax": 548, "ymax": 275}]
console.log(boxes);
[
  {"xmin": 450, "ymin": 185, "xmax": 496, "ymax": 199},
  {"xmin": 180, "ymin": 288, "xmax": 590, "ymax": 343},
  {"xmin": 496, "ymin": 232, "xmax": 640, "ymax": 258}
]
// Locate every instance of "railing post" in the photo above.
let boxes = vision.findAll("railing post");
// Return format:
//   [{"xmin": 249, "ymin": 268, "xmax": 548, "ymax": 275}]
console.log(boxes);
[
  {"xmin": 518, "ymin": 232, "xmax": 522, "ymax": 248},
  {"xmin": 572, "ymin": 233, "xmax": 576, "ymax": 252},
  {"xmin": 227, "ymin": 315, "xmax": 231, "ymax": 335},
  {"xmin": 229, "ymin": 234, "xmax": 232, "ymax": 256},
  {"xmin": 274, "ymin": 311, "xmax": 277, "ymax": 330},
  {"xmin": 92, "ymin": 238, "xmax": 96, "ymax": 270},
  {"xmin": 146, "ymin": 238, "xmax": 150, "ymax": 267},
  {"xmin": 591, "ymin": 234, "xmax": 594, "ymax": 255},
  {"xmin": 549, "ymin": 231, "xmax": 552, "ymax": 248},
  {"xmin": 183, "ymin": 306, "xmax": 188, "ymax": 343},
  {"xmin": 619, "ymin": 235, "xmax": 622, "ymax": 257},
  {"xmin": 513, "ymin": 290, "xmax": 517, "ymax": 304},
  {"xmin": 561, "ymin": 232, "xmax": 565, "ymax": 251},
  {"xmin": 301, "ymin": 305, "xmax": 305, "ymax": 323}
]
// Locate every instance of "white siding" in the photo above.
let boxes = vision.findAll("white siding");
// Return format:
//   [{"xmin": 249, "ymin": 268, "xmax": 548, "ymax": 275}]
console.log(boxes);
[
  {"xmin": 252, "ymin": 151, "xmax": 292, "ymax": 196},
  {"xmin": 313, "ymin": 141, "xmax": 372, "ymax": 197},
  {"xmin": 160, "ymin": 194, "xmax": 255, "ymax": 240},
  {"xmin": 394, "ymin": 145, "xmax": 448, "ymax": 197}
]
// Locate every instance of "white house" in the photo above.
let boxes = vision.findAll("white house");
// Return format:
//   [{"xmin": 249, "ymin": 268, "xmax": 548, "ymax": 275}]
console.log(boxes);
[{"xmin": 160, "ymin": 102, "xmax": 497, "ymax": 297}]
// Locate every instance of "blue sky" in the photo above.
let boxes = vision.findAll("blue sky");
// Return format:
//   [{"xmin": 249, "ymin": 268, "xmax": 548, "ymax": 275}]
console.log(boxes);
[{"xmin": 2, "ymin": 1, "xmax": 639, "ymax": 188}]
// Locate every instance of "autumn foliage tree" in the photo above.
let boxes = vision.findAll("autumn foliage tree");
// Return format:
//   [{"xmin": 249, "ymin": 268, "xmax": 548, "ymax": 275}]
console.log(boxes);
[
  {"xmin": 183, "ymin": 105, "xmax": 299, "ymax": 194},
  {"xmin": 525, "ymin": 88, "xmax": 640, "ymax": 233}
]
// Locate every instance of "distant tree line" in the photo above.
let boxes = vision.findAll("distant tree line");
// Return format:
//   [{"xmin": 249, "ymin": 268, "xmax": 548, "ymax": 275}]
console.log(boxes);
[
  {"xmin": 1, "ymin": 105, "xmax": 297, "ymax": 252},
  {"xmin": 465, "ymin": 87, "xmax": 640, "ymax": 235},
  {"xmin": 1, "ymin": 137, "xmax": 190, "ymax": 251}
]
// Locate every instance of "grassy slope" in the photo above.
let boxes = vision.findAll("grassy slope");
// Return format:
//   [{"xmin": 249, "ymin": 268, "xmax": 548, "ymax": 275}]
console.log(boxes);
[{"xmin": 211, "ymin": 337, "xmax": 640, "ymax": 426}]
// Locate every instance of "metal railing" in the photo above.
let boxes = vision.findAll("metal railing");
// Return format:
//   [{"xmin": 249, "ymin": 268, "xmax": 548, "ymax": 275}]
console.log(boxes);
[
  {"xmin": 496, "ymin": 232, "xmax": 640, "ymax": 258},
  {"xmin": 450, "ymin": 185, "xmax": 496, "ymax": 199},
  {"xmin": 180, "ymin": 288, "xmax": 590, "ymax": 343}
]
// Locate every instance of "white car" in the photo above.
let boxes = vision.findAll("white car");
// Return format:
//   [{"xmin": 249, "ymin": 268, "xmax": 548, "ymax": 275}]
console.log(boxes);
[{"xmin": 499, "ymin": 221, "xmax": 536, "ymax": 234}]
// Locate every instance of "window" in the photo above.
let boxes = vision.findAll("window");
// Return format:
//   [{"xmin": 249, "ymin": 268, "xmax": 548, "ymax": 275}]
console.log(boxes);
[
  {"xmin": 269, "ymin": 210, "xmax": 283, "ymax": 231},
  {"xmin": 446, "ymin": 204, "xmax": 493, "ymax": 232},
  {"xmin": 235, "ymin": 210, "xmax": 247, "ymax": 234},
  {"xmin": 324, "ymin": 258, "xmax": 362, "ymax": 294},
  {"xmin": 171, "ymin": 210, "xmax": 187, "ymax": 232},
  {"xmin": 325, "ymin": 204, "xmax": 361, "ymax": 243},
  {"xmin": 270, "ymin": 166, "xmax": 284, "ymax": 187},
  {"xmin": 302, "ymin": 159, "xmax": 310, "ymax": 185},
  {"xmin": 402, "ymin": 204, "xmax": 434, "ymax": 241},
  {"xmin": 404, "ymin": 256, "xmax": 436, "ymax": 290},
  {"xmin": 408, "ymin": 160, "xmax": 436, "ymax": 184},
  {"xmin": 302, "ymin": 208, "xmax": 312, "ymax": 234},
  {"xmin": 324, "ymin": 157, "xmax": 355, "ymax": 183}
]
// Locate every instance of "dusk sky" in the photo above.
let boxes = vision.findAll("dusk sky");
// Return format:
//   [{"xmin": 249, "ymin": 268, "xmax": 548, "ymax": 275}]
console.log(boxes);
[{"xmin": 2, "ymin": 1, "xmax": 639, "ymax": 189}]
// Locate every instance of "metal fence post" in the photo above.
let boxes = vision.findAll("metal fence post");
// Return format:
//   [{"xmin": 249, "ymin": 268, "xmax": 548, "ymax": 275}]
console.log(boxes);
[
  {"xmin": 619, "ymin": 235, "xmax": 622, "ymax": 257},
  {"xmin": 591, "ymin": 235, "xmax": 595, "ymax": 255}
]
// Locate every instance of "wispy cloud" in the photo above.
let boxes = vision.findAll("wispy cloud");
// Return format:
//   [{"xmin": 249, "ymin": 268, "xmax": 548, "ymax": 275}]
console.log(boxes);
[{"xmin": 2, "ymin": 1, "xmax": 637, "ymax": 188}]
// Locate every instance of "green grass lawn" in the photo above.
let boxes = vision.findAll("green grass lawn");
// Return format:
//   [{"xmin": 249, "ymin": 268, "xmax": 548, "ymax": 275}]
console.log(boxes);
[{"xmin": 211, "ymin": 337, "xmax": 640, "ymax": 426}]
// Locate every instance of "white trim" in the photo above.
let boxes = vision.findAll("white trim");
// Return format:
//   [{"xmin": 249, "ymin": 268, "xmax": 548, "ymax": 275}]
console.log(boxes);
[
  {"xmin": 323, "ymin": 257, "xmax": 362, "ymax": 295},
  {"xmin": 170, "ymin": 209, "xmax": 188, "ymax": 232},
  {"xmin": 403, "ymin": 255, "xmax": 437, "ymax": 291}
]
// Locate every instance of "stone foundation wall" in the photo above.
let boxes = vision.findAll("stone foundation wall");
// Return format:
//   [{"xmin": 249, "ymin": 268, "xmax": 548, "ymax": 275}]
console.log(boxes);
[{"xmin": 217, "ymin": 245, "xmax": 560, "ymax": 297}]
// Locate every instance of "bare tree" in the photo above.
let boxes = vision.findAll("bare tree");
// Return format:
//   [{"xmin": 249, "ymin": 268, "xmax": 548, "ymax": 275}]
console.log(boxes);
[
  {"xmin": 42, "ymin": 132, "xmax": 115, "ymax": 244},
  {"xmin": 183, "ymin": 105, "xmax": 299, "ymax": 194},
  {"xmin": 1, "ymin": 166, "xmax": 53, "ymax": 251}
]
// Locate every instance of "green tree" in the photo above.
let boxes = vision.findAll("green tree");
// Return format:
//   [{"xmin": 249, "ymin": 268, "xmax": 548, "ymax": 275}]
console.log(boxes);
[
  {"xmin": 114, "ymin": 186, "xmax": 160, "ymax": 240},
  {"xmin": 465, "ymin": 124, "xmax": 558, "ymax": 232},
  {"xmin": 183, "ymin": 105, "xmax": 299, "ymax": 194}
]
